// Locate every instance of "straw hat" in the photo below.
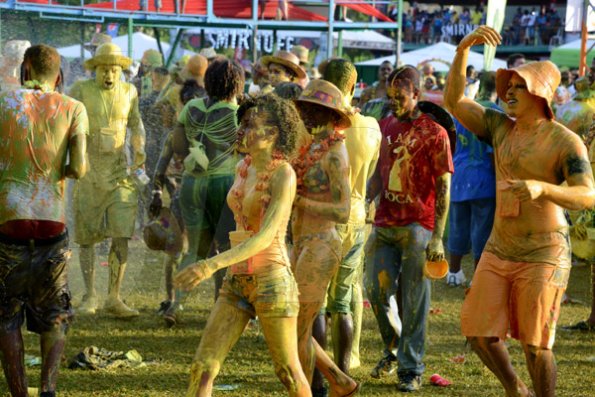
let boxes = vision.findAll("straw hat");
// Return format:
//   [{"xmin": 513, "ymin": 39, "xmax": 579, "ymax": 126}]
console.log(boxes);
[
  {"xmin": 141, "ymin": 49, "xmax": 163, "ymax": 67},
  {"xmin": 261, "ymin": 50, "xmax": 306, "ymax": 80},
  {"xmin": 83, "ymin": 33, "xmax": 112, "ymax": 51},
  {"xmin": 496, "ymin": 61, "xmax": 560, "ymax": 119},
  {"xmin": 143, "ymin": 207, "xmax": 183, "ymax": 255},
  {"xmin": 84, "ymin": 43, "xmax": 132, "ymax": 70},
  {"xmin": 296, "ymin": 79, "xmax": 351, "ymax": 129},
  {"xmin": 180, "ymin": 54, "xmax": 208, "ymax": 80},
  {"xmin": 199, "ymin": 47, "xmax": 217, "ymax": 60},
  {"xmin": 290, "ymin": 45, "xmax": 310, "ymax": 65}
]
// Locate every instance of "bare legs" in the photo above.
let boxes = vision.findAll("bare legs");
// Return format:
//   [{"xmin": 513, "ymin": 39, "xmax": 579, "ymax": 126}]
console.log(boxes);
[
  {"xmin": 0, "ymin": 325, "xmax": 67, "ymax": 397},
  {"xmin": 468, "ymin": 336, "xmax": 559, "ymax": 397},
  {"xmin": 186, "ymin": 300, "xmax": 310, "ymax": 397}
]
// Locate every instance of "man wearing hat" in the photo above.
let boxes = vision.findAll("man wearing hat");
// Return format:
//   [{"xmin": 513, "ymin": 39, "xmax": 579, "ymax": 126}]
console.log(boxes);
[
  {"xmin": 83, "ymin": 32, "xmax": 112, "ymax": 57},
  {"xmin": 365, "ymin": 64, "xmax": 453, "ymax": 392},
  {"xmin": 260, "ymin": 50, "xmax": 307, "ymax": 94},
  {"xmin": 69, "ymin": 43, "xmax": 146, "ymax": 318},
  {"xmin": 135, "ymin": 48, "xmax": 163, "ymax": 98},
  {"xmin": 291, "ymin": 44, "xmax": 311, "ymax": 88},
  {"xmin": 445, "ymin": 26, "xmax": 595, "ymax": 397}
]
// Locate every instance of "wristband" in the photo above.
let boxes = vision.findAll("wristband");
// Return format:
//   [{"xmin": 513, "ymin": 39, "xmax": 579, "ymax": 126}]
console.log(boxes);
[{"xmin": 152, "ymin": 189, "xmax": 163, "ymax": 196}]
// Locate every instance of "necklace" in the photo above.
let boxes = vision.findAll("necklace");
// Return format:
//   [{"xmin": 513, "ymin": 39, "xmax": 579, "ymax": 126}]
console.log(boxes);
[
  {"xmin": 292, "ymin": 131, "xmax": 344, "ymax": 194},
  {"xmin": 231, "ymin": 152, "xmax": 286, "ymax": 231}
]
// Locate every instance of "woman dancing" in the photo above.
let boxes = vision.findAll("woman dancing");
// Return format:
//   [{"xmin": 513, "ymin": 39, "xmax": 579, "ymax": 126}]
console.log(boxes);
[
  {"xmin": 292, "ymin": 79, "xmax": 359, "ymax": 397},
  {"xmin": 174, "ymin": 94, "xmax": 311, "ymax": 397}
]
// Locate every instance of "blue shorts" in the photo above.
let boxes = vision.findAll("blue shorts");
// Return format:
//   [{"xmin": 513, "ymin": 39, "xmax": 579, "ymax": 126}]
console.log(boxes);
[{"xmin": 447, "ymin": 198, "xmax": 496, "ymax": 259}]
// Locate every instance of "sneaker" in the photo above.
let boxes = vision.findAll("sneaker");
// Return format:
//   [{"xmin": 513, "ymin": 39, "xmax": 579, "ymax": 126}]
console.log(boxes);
[
  {"xmin": 370, "ymin": 353, "xmax": 397, "ymax": 378},
  {"xmin": 446, "ymin": 270, "xmax": 466, "ymax": 287},
  {"xmin": 162, "ymin": 303, "xmax": 179, "ymax": 328},
  {"xmin": 397, "ymin": 373, "xmax": 422, "ymax": 392},
  {"xmin": 103, "ymin": 297, "xmax": 140, "ymax": 318}
]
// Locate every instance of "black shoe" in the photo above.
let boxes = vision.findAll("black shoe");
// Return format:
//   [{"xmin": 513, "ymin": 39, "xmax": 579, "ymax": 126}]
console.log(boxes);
[
  {"xmin": 157, "ymin": 300, "xmax": 172, "ymax": 315},
  {"xmin": 397, "ymin": 373, "xmax": 422, "ymax": 392}
]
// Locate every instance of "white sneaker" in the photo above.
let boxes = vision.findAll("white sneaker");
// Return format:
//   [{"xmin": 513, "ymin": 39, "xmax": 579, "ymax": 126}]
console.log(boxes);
[{"xmin": 446, "ymin": 270, "xmax": 466, "ymax": 287}]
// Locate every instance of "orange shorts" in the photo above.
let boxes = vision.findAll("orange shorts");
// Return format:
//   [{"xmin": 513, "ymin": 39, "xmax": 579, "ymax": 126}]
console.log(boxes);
[{"xmin": 461, "ymin": 251, "xmax": 567, "ymax": 349}]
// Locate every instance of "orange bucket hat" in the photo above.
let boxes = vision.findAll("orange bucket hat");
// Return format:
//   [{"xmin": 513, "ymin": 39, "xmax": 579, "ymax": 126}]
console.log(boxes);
[
  {"xmin": 496, "ymin": 61, "xmax": 560, "ymax": 119},
  {"xmin": 296, "ymin": 79, "xmax": 352, "ymax": 130},
  {"xmin": 261, "ymin": 50, "xmax": 307, "ymax": 80}
]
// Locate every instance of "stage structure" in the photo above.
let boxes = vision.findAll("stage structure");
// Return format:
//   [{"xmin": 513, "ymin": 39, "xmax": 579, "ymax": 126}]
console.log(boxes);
[{"xmin": 0, "ymin": 0, "xmax": 403, "ymax": 66}]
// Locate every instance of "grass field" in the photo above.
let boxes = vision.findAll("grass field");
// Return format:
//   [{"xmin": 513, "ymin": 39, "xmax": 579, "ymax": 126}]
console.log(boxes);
[{"xmin": 2, "ymin": 240, "xmax": 594, "ymax": 396}]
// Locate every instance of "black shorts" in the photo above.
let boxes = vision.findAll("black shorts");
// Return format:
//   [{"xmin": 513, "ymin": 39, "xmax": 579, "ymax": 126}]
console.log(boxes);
[{"xmin": 0, "ymin": 232, "xmax": 73, "ymax": 333}]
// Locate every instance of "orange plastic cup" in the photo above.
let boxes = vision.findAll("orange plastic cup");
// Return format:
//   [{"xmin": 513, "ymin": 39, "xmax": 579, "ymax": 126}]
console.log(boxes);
[{"xmin": 423, "ymin": 259, "xmax": 449, "ymax": 280}]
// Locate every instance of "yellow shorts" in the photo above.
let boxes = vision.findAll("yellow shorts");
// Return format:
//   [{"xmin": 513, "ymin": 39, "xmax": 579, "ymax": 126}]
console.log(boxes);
[{"xmin": 461, "ymin": 251, "xmax": 566, "ymax": 349}]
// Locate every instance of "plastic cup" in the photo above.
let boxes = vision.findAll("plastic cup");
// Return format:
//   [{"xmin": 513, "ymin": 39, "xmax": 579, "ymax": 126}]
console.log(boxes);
[{"xmin": 423, "ymin": 259, "xmax": 449, "ymax": 279}]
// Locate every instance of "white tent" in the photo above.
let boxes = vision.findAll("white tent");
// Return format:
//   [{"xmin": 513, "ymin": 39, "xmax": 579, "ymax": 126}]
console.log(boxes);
[
  {"xmin": 57, "ymin": 32, "xmax": 195, "ymax": 60},
  {"xmin": 355, "ymin": 42, "xmax": 507, "ymax": 71}
]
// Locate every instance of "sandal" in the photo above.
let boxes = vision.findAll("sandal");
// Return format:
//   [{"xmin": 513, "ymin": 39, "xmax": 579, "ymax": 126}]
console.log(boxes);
[{"xmin": 561, "ymin": 320, "xmax": 595, "ymax": 332}]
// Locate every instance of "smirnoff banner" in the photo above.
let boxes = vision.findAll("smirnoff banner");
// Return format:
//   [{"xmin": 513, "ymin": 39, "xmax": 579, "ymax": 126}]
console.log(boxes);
[{"xmin": 185, "ymin": 28, "xmax": 396, "ymax": 53}]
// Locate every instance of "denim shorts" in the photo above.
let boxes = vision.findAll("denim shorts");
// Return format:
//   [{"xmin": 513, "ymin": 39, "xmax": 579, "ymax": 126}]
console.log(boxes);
[
  {"xmin": 0, "ymin": 232, "xmax": 73, "ymax": 333},
  {"xmin": 218, "ymin": 266, "xmax": 300, "ymax": 318}
]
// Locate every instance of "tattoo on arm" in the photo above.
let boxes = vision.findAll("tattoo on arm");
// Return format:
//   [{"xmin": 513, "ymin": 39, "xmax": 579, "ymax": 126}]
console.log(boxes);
[{"xmin": 566, "ymin": 154, "xmax": 590, "ymax": 176}]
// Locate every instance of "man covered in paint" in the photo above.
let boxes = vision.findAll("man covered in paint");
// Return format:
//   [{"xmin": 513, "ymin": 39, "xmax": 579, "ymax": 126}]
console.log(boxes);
[
  {"xmin": 70, "ymin": 43, "xmax": 146, "ymax": 318},
  {"xmin": 445, "ymin": 26, "xmax": 595, "ymax": 397},
  {"xmin": 556, "ymin": 76, "xmax": 595, "ymax": 141},
  {"xmin": 0, "ymin": 44, "xmax": 87, "ymax": 397},
  {"xmin": 320, "ymin": 59, "xmax": 381, "ymax": 372},
  {"xmin": 365, "ymin": 65, "xmax": 453, "ymax": 392}
]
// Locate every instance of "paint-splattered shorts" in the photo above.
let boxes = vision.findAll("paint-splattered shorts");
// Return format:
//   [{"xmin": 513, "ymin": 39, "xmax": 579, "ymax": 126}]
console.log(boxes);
[
  {"xmin": 0, "ymin": 232, "xmax": 73, "ymax": 333},
  {"xmin": 461, "ymin": 251, "xmax": 567, "ymax": 349},
  {"xmin": 219, "ymin": 266, "xmax": 300, "ymax": 318}
]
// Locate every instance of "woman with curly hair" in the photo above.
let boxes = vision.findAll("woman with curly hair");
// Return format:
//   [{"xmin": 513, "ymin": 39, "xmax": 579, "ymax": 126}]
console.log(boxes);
[
  {"xmin": 169, "ymin": 58, "xmax": 244, "ymax": 326},
  {"xmin": 174, "ymin": 94, "xmax": 312, "ymax": 397},
  {"xmin": 291, "ymin": 79, "xmax": 360, "ymax": 396}
]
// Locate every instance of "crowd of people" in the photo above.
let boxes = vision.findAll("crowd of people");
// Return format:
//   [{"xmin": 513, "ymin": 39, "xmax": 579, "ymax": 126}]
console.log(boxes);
[{"xmin": 0, "ymin": 24, "xmax": 594, "ymax": 397}]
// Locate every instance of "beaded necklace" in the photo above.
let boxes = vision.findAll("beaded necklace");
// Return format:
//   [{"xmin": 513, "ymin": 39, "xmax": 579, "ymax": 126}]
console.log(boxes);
[
  {"xmin": 231, "ymin": 152, "xmax": 286, "ymax": 231},
  {"xmin": 292, "ymin": 130, "xmax": 344, "ymax": 194}
]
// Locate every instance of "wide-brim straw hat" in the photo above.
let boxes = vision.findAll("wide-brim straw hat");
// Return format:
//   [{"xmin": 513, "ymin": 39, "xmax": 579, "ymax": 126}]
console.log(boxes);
[
  {"xmin": 84, "ymin": 43, "xmax": 132, "ymax": 70},
  {"xmin": 296, "ymin": 79, "xmax": 351, "ymax": 130},
  {"xmin": 496, "ymin": 60, "xmax": 560, "ymax": 119},
  {"xmin": 291, "ymin": 45, "xmax": 310, "ymax": 65},
  {"xmin": 143, "ymin": 207, "xmax": 183, "ymax": 255},
  {"xmin": 261, "ymin": 50, "xmax": 307, "ymax": 80},
  {"xmin": 83, "ymin": 33, "xmax": 112, "ymax": 50}
]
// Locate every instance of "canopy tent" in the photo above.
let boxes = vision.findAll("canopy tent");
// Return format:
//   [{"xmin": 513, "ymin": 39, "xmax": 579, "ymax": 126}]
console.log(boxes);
[
  {"xmin": 550, "ymin": 39, "xmax": 595, "ymax": 68},
  {"xmin": 57, "ymin": 32, "xmax": 195, "ymax": 60},
  {"xmin": 355, "ymin": 42, "xmax": 507, "ymax": 72},
  {"xmin": 85, "ymin": 0, "xmax": 392, "ymax": 22}
]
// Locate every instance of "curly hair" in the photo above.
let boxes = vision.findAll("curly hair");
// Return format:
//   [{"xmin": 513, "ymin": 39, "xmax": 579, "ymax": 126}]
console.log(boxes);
[
  {"xmin": 205, "ymin": 58, "xmax": 245, "ymax": 101},
  {"xmin": 273, "ymin": 82, "xmax": 303, "ymax": 100},
  {"xmin": 237, "ymin": 94, "xmax": 305, "ymax": 158},
  {"xmin": 322, "ymin": 58, "xmax": 357, "ymax": 96},
  {"xmin": 23, "ymin": 45, "xmax": 61, "ymax": 80}
]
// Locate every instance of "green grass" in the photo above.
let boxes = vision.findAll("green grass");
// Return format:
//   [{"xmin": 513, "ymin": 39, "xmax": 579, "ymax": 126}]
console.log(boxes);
[{"xmin": 3, "ymin": 241, "xmax": 594, "ymax": 396}]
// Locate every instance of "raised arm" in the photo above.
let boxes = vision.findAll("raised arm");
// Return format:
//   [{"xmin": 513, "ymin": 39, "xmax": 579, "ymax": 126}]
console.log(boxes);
[
  {"xmin": 174, "ymin": 163, "xmax": 297, "ymax": 291},
  {"xmin": 294, "ymin": 143, "xmax": 351, "ymax": 224},
  {"xmin": 444, "ymin": 26, "xmax": 501, "ymax": 139}
]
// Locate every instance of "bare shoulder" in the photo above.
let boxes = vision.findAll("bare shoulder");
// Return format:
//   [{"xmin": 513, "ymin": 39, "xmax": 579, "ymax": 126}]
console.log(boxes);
[{"xmin": 272, "ymin": 161, "xmax": 296, "ymax": 181}]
